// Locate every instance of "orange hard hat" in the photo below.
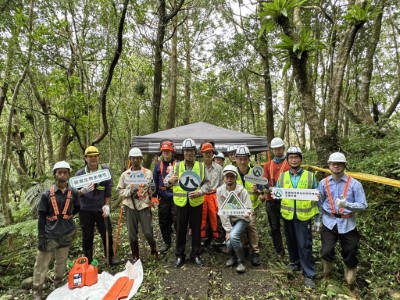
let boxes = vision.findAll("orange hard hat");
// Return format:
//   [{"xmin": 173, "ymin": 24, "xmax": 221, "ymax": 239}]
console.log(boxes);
[
  {"xmin": 160, "ymin": 140, "xmax": 174, "ymax": 151},
  {"xmin": 200, "ymin": 142, "xmax": 214, "ymax": 153}
]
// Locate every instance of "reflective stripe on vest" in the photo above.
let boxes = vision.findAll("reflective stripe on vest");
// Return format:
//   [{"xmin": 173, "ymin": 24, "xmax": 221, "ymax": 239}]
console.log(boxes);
[
  {"xmin": 237, "ymin": 167, "xmax": 260, "ymax": 209},
  {"xmin": 47, "ymin": 186, "xmax": 73, "ymax": 221},
  {"xmin": 172, "ymin": 161, "xmax": 204, "ymax": 207},
  {"xmin": 279, "ymin": 170, "xmax": 319, "ymax": 221}
]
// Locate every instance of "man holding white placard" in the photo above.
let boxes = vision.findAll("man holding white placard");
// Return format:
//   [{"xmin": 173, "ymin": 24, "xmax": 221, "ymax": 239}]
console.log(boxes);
[
  {"xmin": 276, "ymin": 146, "xmax": 319, "ymax": 289},
  {"xmin": 117, "ymin": 147, "xmax": 158, "ymax": 263}
]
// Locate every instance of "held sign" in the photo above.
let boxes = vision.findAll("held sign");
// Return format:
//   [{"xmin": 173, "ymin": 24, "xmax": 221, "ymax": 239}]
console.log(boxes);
[
  {"xmin": 69, "ymin": 169, "xmax": 111, "ymax": 188},
  {"xmin": 244, "ymin": 174, "xmax": 269, "ymax": 185},
  {"xmin": 124, "ymin": 171, "xmax": 148, "ymax": 185},
  {"xmin": 218, "ymin": 191, "xmax": 250, "ymax": 216},
  {"xmin": 179, "ymin": 171, "xmax": 201, "ymax": 192},
  {"xmin": 251, "ymin": 166, "xmax": 263, "ymax": 177},
  {"xmin": 271, "ymin": 188, "xmax": 320, "ymax": 201}
]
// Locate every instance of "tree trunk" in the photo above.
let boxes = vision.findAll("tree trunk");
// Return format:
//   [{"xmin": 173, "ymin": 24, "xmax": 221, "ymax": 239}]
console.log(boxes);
[
  {"xmin": 183, "ymin": 20, "xmax": 191, "ymax": 125},
  {"xmin": 167, "ymin": 12, "xmax": 178, "ymax": 129}
]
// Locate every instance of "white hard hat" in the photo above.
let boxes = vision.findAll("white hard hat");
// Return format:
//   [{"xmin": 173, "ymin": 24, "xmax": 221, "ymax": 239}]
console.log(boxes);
[
  {"xmin": 227, "ymin": 145, "xmax": 237, "ymax": 154},
  {"xmin": 223, "ymin": 165, "xmax": 238, "ymax": 177},
  {"xmin": 213, "ymin": 152, "xmax": 225, "ymax": 160},
  {"xmin": 182, "ymin": 138, "xmax": 196, "ymax": 150},
  {"xmin": 129, "ymin": 147, "xmax": 143, "ymax": 157},
  {"xmin": 52, "ymin": 161, "xmax": 71, "ymax": 173},
  {"xmin": 328, "ymin": 152, "xmax": 347, "ymax": 163},
  {"xmin": 235, "ymin": 145, "xmax": 250, "ymax": 157},
  {"xmin": 286, "ymin": 146, "xmax": 302, "ymax": 159},
  {"xmin": 270, "ymin": 137, "xmax": 285, "ymax": 149}
]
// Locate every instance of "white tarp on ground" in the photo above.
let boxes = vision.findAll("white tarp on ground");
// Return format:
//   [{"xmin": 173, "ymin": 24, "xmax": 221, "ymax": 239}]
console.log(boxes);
[
  {"xmin": 132, "ymin": 121, "xmax": 268, "ymax": 154},
  {"xmin": 47, "ymin": 260, "xmax": 143, "ymax": 300}
]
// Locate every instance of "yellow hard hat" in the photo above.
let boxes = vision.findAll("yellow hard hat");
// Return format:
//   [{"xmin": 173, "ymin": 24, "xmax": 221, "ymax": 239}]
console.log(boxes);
[{"xmin": 85, "ymin": 146, "xmax": 100, "ymax": 156}]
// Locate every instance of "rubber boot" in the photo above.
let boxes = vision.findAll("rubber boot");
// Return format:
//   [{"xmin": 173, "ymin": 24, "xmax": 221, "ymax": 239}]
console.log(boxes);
[
  {"xmin": 149, "ymin": 240, "xmax": 159, "ymax": 260},
  {"xmin": 159, "ymin": 243, "xmax": 171, "ymax": 253},
  {"xmin": 235, "ymin": 248, "xmax": 246, "ymax": 273},
  {"xmin": 322, "ymin": 259, "xmax": 334, "ymax": 279},
  {"xmin": 130, "ymin": 241, "xmax": 139, "ymax": 263},
  {"xmin": 344, "ymin": 266, "xmax": 357, "ymax": 285},
  {"xmin": 225, "ymin": 248, "xmax": 236, "ymax": 267},
  {"xmin": 32, "ymin": 285, "xmax": 43, "ymax": 300}
]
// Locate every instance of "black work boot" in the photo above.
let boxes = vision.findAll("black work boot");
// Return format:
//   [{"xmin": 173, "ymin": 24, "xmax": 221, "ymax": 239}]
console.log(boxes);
[
  {"xmin": 250, "ymin": 252, "xmax": 261, "ymax": 266},
  {"xmin": 149, "ymin": 240, "xmax": 159, "ymax": 260},
  {"xmin": 130, "ymin": 241, "xmax": 139, "ymax": 263}
]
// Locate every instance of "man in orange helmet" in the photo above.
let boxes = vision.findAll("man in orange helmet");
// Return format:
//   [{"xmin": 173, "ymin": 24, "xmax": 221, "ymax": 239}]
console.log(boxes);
[{"xmin": 153, "ymin": 140, "xmax": 177, "ymax": 253}]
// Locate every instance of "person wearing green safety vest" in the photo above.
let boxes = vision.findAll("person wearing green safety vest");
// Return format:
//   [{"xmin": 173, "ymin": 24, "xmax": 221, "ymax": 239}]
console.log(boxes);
[
  {"xmin": 164, "ymin": 138, "xmax": 210, "ymax": 268},
  {"xmin": 277, "ymin": 146, "xmax": 319, "ymax": 289},
  {"xmin": 235, "ymin": 145, "xmax": 262, "ymax": 266}
]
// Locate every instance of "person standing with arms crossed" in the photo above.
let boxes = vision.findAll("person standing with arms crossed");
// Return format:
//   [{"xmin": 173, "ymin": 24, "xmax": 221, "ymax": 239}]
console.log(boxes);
[
  {"xmin": 262, "ymin": 137, "xmax": 289, "ymax": 258},
  {"xmin": 317, "ymin": 152, "xmax": 367, "ymax": 287},
  {"xmin": 76, "ymin": 146, "xmax": 120, "ymax": 265}
]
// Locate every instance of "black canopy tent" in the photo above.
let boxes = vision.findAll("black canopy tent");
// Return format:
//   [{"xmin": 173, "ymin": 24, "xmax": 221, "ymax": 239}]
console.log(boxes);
[{"xmin": 131, "ymin": 122, "xmax": 268, "ymax": 154}]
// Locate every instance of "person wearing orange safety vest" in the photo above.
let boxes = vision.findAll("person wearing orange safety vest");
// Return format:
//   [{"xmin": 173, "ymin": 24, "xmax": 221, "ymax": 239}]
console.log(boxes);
[
  {"xmin": 164, "ymin": 138, "xmax": 210, "ymax": 268},
  {"xmin": 317, "ymin": 152, "xmax": 367, "ymax": 287},
  {"xmin": 277, "ymin": 146, "xmax": 319, "ymax": 289},
  {"xmin": 32, "ymin": 161, "xmax": 80, "ymax": 300},
  {"xmin": 117, "ymin": 147, "xmax": 158, "ymax": 263},
  {"xmin": 261, "ymin": 137, "xmax": 290, "ymax": 258},
  {"xmin": 235, "ymin": 145, "xmax": 262, "ymax": 266},
  {"xmin": 153, "ymin": 140, "xmax": 177, "ymax": 253}
]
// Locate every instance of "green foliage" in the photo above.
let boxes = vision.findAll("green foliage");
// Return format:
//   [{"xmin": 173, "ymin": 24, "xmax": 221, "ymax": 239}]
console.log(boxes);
[
  {"xmin": 344, "ymin": 2, "xmax": 372, "ymax": 25},
  {"xmin": 0, "ymin": 219, "xmax": 37, "ymax": 237},
  {"xmin": 273, "ymin": 30, "xmax": 325, "ymax": 60},
  {"xmin": 259, "ymin": 0, "xmax": 307, "ymax": 20}
]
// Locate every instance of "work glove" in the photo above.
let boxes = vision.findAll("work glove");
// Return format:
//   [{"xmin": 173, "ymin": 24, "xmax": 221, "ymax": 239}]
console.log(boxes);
[
  {"xmin": 312, "ymin": 220, "xmax": 320, "ymax": 232},
  {"xmin": 80, "ymin": 183, "xmax": 95, "ymax": 195},
  {"xmin": 102, "ymin": 204, "xmax": 110, "ymax": 217},
  {"xmin": 38, "ymin": 236, "xmax": 46, "ymax": 252},
  {"xmin": 335, "ymin": 197, "xmax": 347, "ymax": 208}
]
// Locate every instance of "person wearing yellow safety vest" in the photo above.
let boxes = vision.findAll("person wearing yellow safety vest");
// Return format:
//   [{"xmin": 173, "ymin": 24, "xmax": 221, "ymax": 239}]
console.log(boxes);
[
  {"xmin": 235, "ymin": 145, "xmax": 262, "ymax": 266},
  {"xmin": 76, "ymin": 146, "xmax": 120, "ymax": 266},
  {"xmin": 276, "ymin": 146, "xmax": 319, "ymax": 289},
  {"xmin": 32, "ymin": 161, "xmax": 80, "ymax": 300},
  {"xmin": 164, "ymin": 138, "xmax": 210, "ymax": 268},
  {"xmin": 317, "ymin": 152, "xmax": 367, "ymax": 287},
  {"xmin": 117, "ymin": 147, "xmax": 158, "ymax": 263}
]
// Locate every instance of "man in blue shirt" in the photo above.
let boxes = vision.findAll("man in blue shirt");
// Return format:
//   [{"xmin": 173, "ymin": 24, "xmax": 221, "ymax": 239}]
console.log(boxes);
[{"xmin": 317, "ymin": 152, "xmax": 367, "ymax": 286}]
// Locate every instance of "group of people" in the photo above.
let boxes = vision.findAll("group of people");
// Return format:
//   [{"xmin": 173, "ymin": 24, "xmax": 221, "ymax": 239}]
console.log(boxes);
[{"xmin": 32, "ymin": 137, "xmax": 367, "ymax": 298}]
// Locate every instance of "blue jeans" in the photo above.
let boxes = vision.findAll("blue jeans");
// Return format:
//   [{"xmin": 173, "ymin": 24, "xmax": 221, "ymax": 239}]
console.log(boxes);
[
  {"xmin": 228, "ymin": 219, "xmax": 250, "ymax": 250},
  {"xmin": 283, "ymin": 218, "xmax": 315, "ymax": 278}
]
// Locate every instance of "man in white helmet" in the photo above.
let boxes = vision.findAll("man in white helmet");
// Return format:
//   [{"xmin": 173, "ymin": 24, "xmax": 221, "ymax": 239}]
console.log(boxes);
[
  {"xmin": 235, "ymin": 145, "xmax": 262, "ymax": 266},
  {"xmin": 276, "ymin": 146, "xmax": 319, "ymax": 289},
  {"xmin": 117, "ymin": 147, "xmax": 158, "ymax": 263},
  {"xmin": 261, "ymin": 137, "xmax": 289, "ymax": 258},
  {"xmin": 227, "ymin": 145, "xmax": 237, "ymax": 166},
  {"xmin": 217, "ymin": 165, "xmax": 253, "ymax": 273},
  {"xmin": 164, "ymin": 138, "xmax": 210, "ymax": 268},
  {"xmin": 317, "ymin": 152, "xmax": 367, "ymax": 287},
  {"xmin": 32, "ymin": 161, "xmax": 80, "ymax": 299},
  {"xmin": 213, "ymin": 152, "xmax": 225, "ymax": 167}
]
